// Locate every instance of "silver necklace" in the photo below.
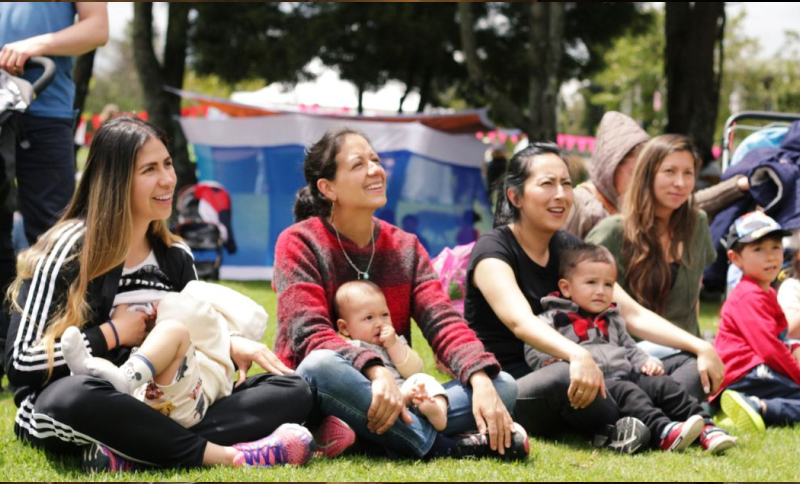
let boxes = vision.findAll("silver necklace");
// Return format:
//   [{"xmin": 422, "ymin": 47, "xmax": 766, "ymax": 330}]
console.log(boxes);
[{"xmin": 332, "ymin": 220, "xmax": 376, "ymax": 280}]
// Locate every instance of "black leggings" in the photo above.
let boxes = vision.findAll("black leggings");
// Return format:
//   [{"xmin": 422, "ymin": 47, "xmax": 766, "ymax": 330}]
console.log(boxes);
[
  {"xmin": 514, "ymin": 361, "xmax": 620, "ymax": 437},
  {"xmin": 15, "ymin": 373, "xmax": 313, "ymax": 468}
]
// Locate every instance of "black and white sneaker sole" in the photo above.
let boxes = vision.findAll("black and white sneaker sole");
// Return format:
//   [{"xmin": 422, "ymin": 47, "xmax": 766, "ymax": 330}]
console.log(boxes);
[{"xmin": 606, "ymin": 416, "xmax": 651, "ymax": 454}]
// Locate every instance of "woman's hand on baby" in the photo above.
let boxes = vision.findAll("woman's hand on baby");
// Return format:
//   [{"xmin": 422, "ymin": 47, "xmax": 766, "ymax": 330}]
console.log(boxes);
[
  {"xmin": 110, "ymin": 304, "xmax": 148, "ymax": 347},
  {"xmin": 641, "ymin": 358, "xmax": 664, "ymax": 376},
  {"xmin": 567, "ymin": 348, "xmax": 606, "ymax": 408},
  {"xmin": 379, "ymin": 323, "xmax": 398, "ymax": 348},
  {"xmin": 470, "ymin": 370, "xmax": 514, "ymax": 456},
  {"xmin": 230, "ymin": 336, "xmax": 293, "ymax": 386},
  {"xmin": 364, "ymin": 365, "xmax": 412, "ymax": 434}
]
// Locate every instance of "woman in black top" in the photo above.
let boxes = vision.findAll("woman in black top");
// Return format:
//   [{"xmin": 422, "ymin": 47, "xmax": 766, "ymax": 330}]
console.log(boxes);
[{"xmin": 465, "ymin": 143, "xmax": 724, "ymax": 440}]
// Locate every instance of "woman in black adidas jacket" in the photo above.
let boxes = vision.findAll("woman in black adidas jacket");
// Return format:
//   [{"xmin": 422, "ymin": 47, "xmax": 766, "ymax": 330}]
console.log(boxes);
[{"xmin": 5, "ymin": 117, "xmax": 312, "ymax": 469}]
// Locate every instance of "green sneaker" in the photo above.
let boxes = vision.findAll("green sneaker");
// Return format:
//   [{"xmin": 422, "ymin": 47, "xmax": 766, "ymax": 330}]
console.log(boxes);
[
  {"xmin": 712, "ymin": 410, "xmax": 735, "ymax": 429},
  {"xmin": 720, "ymin": 390, "xmax": 766, "ymax": 433}
]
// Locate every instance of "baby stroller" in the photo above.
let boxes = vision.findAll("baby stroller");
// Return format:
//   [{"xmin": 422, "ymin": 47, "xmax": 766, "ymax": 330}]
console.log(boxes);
[
  {"xmin": 704, "ymin": 111, "xmax": 800, "ymax": 294},
  {"xmin": 0, "ymin": 57, "xmax": 56, "ymax": 383},
  {"xmin": 175, "ymin": 181, "xmax": 237, "ymax": 280}
]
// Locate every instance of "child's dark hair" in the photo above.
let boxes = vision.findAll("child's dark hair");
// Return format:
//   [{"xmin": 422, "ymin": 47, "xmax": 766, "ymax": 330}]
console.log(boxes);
[
  {"xmin": 559, "ymin": 244, "xmax": 618, "ymax": 280},
  {"xmin": 293, "ymin": 127, "xmax": 370, "ymax": 222},
  {"xmin": 730, "ymin": 234, "xmax": 784, "ymax": 255},
  {"xmin": 333, "ymin": 280, "xmax": 384, "ymax": 318},
  {"xmin": 493, "ymin": 142, "xmax": 570, "ymax": 228}
]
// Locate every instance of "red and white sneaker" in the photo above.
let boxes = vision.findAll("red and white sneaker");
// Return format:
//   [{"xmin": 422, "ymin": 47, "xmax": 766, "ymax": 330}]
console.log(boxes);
[
  {"xmin": 699, "ymin": 425, "xmax": 737, "ymax": 454},
  {"xmin": 659, "ymin": 415, "xmax": 704, "ymax": 452},
  {"xmin": 232, "ymin": 423, "xmax": 315, "ymax": 468},
  {"xmin": 313, "ymin": 415, "xmax": 356, "ymax": 459}
]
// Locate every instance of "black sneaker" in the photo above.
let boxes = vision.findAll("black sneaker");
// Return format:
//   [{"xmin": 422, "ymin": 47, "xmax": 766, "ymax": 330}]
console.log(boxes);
[
  {"xmin": 82, "ymin": 443, "xmax": 137, "ymax": 472},
  {"xmin": 453, "ymin": 422, "xmax": 530, "ymax": 461},
  {"xmin": 605, "ymin": 416, "xmax": 651, "ymax": 454}
]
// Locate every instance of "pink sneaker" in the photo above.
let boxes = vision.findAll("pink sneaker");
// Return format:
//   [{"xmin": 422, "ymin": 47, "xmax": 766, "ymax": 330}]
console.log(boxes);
[
  {"xmin": 232, "ymin": 423, "xmax": 315, "ymax": 468},
  {"xmin": 659, "ymin": 415, "xmax": 704, "ymax": 452},
  {"xmin": 314, "ymin": 415, "xmax": 356, "ymax": 459}
]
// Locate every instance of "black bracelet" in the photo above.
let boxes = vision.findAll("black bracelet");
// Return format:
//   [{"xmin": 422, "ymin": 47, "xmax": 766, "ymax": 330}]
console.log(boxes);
[{"xmin": 107, "ymin": 319, "xmax": 120, "ymax": 348}]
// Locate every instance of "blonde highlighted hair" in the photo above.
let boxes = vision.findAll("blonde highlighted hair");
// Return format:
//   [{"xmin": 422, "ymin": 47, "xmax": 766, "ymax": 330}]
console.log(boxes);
[
  {"xmin": 620, "ymin": 134, "xmax": 702, "ymax": 314},
  {"xmin": 8, "ymin": 117, "xmax": 181, "ymax": 376}
]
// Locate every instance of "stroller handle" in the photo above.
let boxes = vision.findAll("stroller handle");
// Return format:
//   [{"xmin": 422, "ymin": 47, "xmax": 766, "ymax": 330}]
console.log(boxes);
[{"xmin": 24, "ymin": 57, "xmax": 56, "ymax": 97}]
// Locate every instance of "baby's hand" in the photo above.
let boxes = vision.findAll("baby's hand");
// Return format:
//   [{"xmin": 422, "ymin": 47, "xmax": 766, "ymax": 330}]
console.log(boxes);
[
  {"xmin": 408, "ymin": 382, "xmax": 432, "ymax": 406},
  {"xmin": 641, "ymin": 358, "xmax": 664, "ymax": 376},
  {"xmin": 379, "ymin": 323, "xmax": 398, "ymax": 348}
]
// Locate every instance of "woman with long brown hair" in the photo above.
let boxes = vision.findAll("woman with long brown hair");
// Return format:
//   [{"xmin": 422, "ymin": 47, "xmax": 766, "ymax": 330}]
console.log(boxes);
[
  {"xmin": 5, "ymin": 117, "xmax": 313, "ymax": 470},
  {"xmin": 587, "ymin": 134, "xmax": 719, "ymax": 400}
]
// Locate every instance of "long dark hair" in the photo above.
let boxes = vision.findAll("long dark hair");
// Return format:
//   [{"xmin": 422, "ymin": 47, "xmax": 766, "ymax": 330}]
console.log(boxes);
[
  {"xmin": 493, "ymin": 142, "xmax": 569, "ymax": 227},
  {"xmin": 621, "ymin": 134, "xmax": 701, "ymax": 314},
  {"xmin": 293, "ymin": 127, "xmax": 370, "ymax": 222}
]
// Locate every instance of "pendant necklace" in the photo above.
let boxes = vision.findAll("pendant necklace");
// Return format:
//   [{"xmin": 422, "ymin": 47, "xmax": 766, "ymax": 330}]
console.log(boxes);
[{"xmin": 333, "ymin": 220, "xmax": 375, "ymax": 280}]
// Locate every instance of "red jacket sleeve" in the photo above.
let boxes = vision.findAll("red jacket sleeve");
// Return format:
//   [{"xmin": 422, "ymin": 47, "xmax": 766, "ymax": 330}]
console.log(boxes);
[
  {"xmin": 731, "ymin": 291, "xmax": 800, "ymax": 386},
  {"xmin": 273, "ymin": 228, "xmax": 382, "ymax": 372}
]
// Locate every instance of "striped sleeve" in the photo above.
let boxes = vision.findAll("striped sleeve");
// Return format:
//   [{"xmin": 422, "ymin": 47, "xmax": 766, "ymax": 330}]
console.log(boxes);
[{"xmin": 5, "ymin": 222, "xmax": 104, "ymax": 388}]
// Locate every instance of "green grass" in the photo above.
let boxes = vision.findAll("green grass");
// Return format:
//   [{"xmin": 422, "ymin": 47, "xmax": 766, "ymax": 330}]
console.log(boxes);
[{"xmin": 2, "ymin": 281, "xmax": 799, "ymax": 481}]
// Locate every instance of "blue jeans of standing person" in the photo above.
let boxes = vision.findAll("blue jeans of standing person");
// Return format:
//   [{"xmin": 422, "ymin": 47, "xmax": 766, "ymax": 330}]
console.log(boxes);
[
  {"xmin": 727, "ymin": 364, "xmax": 800, "ymax": 426},
  {"xmin": 296, "ymin": 349, "xmax": 518, "ymax": 458},
  {"xmin": 0, "ymin": 115, "xmax": 74, "ymax": 378}
]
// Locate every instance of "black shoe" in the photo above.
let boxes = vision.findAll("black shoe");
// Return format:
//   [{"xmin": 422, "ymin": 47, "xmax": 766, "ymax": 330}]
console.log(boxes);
[
  {"xmin": 605, "ymin": 417, "xmax": 651, "ymax": 454},
  {"xmin": 453, "ymin": 422, "xmax": 530, "ymax": 461},
  {"xmin": 82, "ymin": 444, "xmax": 137, "ymax": 472}
]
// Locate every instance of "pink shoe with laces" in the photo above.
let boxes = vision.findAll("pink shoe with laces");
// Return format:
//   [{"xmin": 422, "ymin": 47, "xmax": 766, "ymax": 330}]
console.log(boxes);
[{"xmin": 232, "ymin": 423, "xmax": 315, "ymax": 468}]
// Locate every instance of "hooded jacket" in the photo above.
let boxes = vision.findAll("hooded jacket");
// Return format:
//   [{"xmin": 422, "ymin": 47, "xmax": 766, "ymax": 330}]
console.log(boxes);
[
  {"xmin": 524, "ymin": 291, "xmax": 654, "ymax": 380},
  {"xmin": 704, "ymin": 120, "xmax": 800, "ymax": 292},
  {"xmin": 563, "ymin": 112, "xmax": 650, "ymax": 239}
]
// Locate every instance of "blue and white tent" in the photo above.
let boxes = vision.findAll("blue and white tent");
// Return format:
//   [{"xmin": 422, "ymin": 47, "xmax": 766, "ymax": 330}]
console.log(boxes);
[{"xmin": 180, "ymin": 113, "xmax": 492, "ymax": 280}]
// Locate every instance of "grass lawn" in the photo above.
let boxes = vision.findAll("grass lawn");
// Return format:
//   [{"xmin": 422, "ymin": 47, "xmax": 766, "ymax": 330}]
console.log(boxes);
[{"xmin": 1, "ymin": 281, "xmax": 798, "ymax": 481}]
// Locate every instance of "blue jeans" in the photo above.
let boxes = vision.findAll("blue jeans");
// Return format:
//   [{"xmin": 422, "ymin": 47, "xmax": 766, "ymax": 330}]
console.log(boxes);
[
  {"xmin": 297, "ymin": 349, "xmax": 518, "ymax": 458},
  {"xmin": 728, "ymin": 364, "xmax": 800, "ymax": 426}
]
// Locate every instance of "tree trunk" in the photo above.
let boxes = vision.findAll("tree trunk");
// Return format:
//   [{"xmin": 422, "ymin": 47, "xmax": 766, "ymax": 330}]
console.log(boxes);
[
  {"xmin": 417, "ymin": 64, "xmax": 433, "ymax": 113},
  {"xmin": 665, "ymin": 2, "xmax": 725, "ymax": 162},
  {"xmin": 72, "ymin": 50, "xmax": 96, "ymax": 155},
  {"xmin": 527, "ymin": 3, "xmax": 564, "ymax": 142},
  {"xmin": 457, "ymin": 3, "xmax": 564, "ymax": 141},
  {"xmin": 132, "ymin": 3, "xmax": 195, "ymax": 192},
  {"xmin": 357, "ymin": 83, "xmax": 364, "ymax": 115}
]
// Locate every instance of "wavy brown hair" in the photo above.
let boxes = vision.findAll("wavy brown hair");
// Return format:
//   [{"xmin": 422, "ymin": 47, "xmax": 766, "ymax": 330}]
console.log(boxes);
[
  {"xmin": 8, "ymin": 117, "xmax": 181, "ymax": 376},
  {"xmin": 620, "ymin": 134, "xmax": 701, "ymax": 314}
]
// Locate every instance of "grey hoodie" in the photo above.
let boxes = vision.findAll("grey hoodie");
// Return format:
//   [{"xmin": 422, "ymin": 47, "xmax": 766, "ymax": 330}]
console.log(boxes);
[
  {"xmin": 523, "ymin": 292, "xmax": 655, "ymax": 380},
  {"xmin": 563, "ymin": 112, "xmax": 650, "ymax": 239}
]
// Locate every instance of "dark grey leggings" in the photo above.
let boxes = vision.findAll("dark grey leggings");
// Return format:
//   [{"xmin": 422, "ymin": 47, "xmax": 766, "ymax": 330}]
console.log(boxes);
[
  {"xmin": 514, "ymin": 354, "xmax": 704, "ymax": 437},
  {"xmin": 514, "ymin": 362, "xmax": 620, "ymax": 437}
]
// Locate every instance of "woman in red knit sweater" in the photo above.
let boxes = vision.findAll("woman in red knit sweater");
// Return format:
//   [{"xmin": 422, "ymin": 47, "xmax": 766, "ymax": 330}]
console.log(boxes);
[{"xmin": 273, "ymin": 128, "xmax": 528, "ymax": 460}]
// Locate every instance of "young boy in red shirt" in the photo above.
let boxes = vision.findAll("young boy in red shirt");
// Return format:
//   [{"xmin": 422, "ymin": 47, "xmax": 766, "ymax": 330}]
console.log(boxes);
[{"xmin": 714, "ymin": 211, "xmax": 800, "ymax": 431}]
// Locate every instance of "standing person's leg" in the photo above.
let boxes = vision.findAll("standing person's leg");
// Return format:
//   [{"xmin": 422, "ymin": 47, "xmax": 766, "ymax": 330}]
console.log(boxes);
[
  {"xmin": 727, "ymin": 364, "xmax": 800, "ymax": 426},
  {"xmin": 661, "ymin": 353, "xmax": 705, "ymax": 401},
  {"xmin": 514, "ymin": 362, "xmax": 619, "ymax": 437},
  {"xmin": 16, "ymin": 115, "xmax": 75, "ymax": 244}
]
